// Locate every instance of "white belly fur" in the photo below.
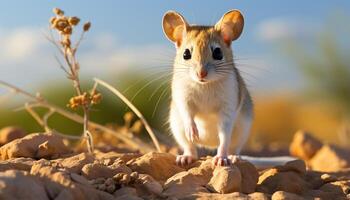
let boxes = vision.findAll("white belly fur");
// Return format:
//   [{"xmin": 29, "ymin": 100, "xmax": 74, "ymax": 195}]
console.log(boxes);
[{"xmin": 194, "ymin": 113, "xmax": 220, "ymax": 148}]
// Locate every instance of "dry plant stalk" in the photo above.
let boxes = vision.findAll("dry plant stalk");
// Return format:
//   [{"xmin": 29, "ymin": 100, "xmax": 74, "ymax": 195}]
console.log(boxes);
[
  {"xmin": 0, "ymin": 7, "xmax": 162, "ymax": 153},
  {"xmin": 0, "ymin": 80, "xmax": 156, "ymax": 152},
  {"xmin": 49, "ymin": 8, "xmax": 98, "ymax": 153},
  {"xmin": 94, "ymin": 78, "xmax": 162, "ymax": 152}
]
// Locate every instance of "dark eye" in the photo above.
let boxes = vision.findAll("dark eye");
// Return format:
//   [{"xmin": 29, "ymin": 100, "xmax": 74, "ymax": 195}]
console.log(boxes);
[
  {"xmin": 212, "ymin": 47, "xmax": 223, "ymax": 60},
  {"xmin": 183, "ymin": 48, "xmax": 191, "ymax": 60}
]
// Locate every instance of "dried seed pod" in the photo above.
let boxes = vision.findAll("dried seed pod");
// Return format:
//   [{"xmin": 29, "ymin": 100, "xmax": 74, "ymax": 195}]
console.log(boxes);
[
  {"xmin": 68, "ymin": 16, "xmax": 80, "ymax": 26},
  {"xmin": 55, "ymin": 18, "xmax": 69, "ymax": 31},
  {"xmin": 131, "ymin": 120, "xmax": 143, "ymax": 134},
  {"xmin": 63, "ymin": 26, "xmax": 72, "ymax": 35},
  {"xmin": 124, "ymin": 112, "xmax": 134, "ymax": 125},
  {"xmin": 53, "ymin": 8, "xmax": 64, "ymax": 16},
  {"xmin": 50, "ymin": 17, "xmax": 57, "ymax": 25},
  {"xmin": 83, "ymin": 22, "xmax": 91, "ymax": 31},
  {"xmin": 91, "ymin": 93, "xmax": 102, "ymax": 104}
]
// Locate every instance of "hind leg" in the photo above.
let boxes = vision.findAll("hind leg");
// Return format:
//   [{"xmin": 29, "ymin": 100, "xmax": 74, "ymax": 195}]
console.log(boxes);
[
  {"xmin": 229, "ymin": 113, "xmax": 252, "ymax": 164},
  {"xmin": 170, "ymin": 106, "xmax": 198, "ymax": 166}
]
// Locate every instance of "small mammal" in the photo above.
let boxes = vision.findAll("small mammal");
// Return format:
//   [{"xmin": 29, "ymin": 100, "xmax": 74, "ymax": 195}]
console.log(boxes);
[{"xmin": 162, "ymin": 10, "xmax": 252, "ymax": 166}]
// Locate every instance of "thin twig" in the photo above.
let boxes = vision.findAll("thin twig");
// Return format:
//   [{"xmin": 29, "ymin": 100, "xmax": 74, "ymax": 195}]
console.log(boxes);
[{"xmin": 93, "ymin": 78, "xmax": 162, "ymax": 153}]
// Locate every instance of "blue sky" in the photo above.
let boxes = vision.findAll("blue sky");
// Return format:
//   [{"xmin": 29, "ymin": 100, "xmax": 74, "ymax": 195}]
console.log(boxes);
[{"xmin": 0, "ymin": 1, "xmax": 349, "ymax": 93}]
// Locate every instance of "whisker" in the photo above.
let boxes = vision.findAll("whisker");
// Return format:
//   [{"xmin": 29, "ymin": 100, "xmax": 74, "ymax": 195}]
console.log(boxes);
[
  {"xmin": 129, "ymin": 73, "xmax": 172, "ymax": 103},
  {"xmin": 152, "ymin": 85, "xmax": 170, "ymax": 118}
]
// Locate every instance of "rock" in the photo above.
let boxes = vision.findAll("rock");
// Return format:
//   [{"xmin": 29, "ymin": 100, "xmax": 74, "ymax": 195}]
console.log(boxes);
[
  {"xmin": 0, "ymin": 126, "xmax": 26, "ymax": 145},
  {"xmin": 305, "ymin": 188, "xmax": 349, "ymax": 199},
  {"xmin": 289, "ymin": 130, "xmax": 322, "ymax": 161},
  {"xmin": 191, "ymin": 192, "xmax": 248, "ymax": 200},
  {"xmin": 275, "ymin": 159, "xmax": 306, "ymax": 174},
  {"xmin": 271, "ymin": 191, "xmax": 304, "ymax": 200},
  {"xmin": 95, "ymin": 151, "xmax": 141, "ymax": 164},
  {"xmin": 309, "ymin": 144, "xmax": 350, "ymax": 172},
  {"xmin": 0, "ymin": 157, "xmax": 34, "ymax": 171},
  {"xmin": 127, "ymin": 152, "xmax": 184, "ymax": 181},
  {"xmin": 30, "ymin": 162, "xmax": 82, "ymax": 199},
  {"xmin": 319, "ymin": 180, "xmax": 350, "ymax": 196},
  {"xmin": 115, "ymin": 195, "xmax": 143, "ymax": 200},
  {"xmin": 163, "ymin": 159, "xmax": 213, "ymax": 199},
  {"xmin": 0, "ymin": 133, "xmax": 71, "ymax": 160},
  {"xmin": 70, "ymin": 173, "xmax": 90, "ymax": 186},
  {"xmin": 248, "ymin": 192, "xmax": 270, "ymax": 200},
  {"xmin": 0, "ymin": 170, "xmax": 48, "ymax": 200},
  {"xmin": 135, "ymin": 174, "xmax": 163, "ymax": 196},
  {"xmin": 113, "ymin": 187, "xmax": 138, "ymax": 197},
  {"xmin": 207, "ymin": 165, "xmax": 242, "ymax": 194},
  {"xmin": 236, "ymin": 160, "xmax": 259, "ymax": 193},
  {"xmin": 81, "ymin": 162, "xmax": 131, "ymax": 180},
  {"xmin": 30, "ymin": 162, "xmax": 114, "ymax": 200},
  {"xmin": 55, "ymin": 153, "xmax": 95, "ymax": 173},
  {"xmin": 258, "ymin": 161, "xmax": 310, "ymax": 194}
]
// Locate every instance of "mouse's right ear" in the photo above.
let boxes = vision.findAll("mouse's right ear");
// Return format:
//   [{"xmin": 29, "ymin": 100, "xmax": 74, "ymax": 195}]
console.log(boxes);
[{"xmin": 162, "ymin": 11, "xmax": 188, "ymax": 47}]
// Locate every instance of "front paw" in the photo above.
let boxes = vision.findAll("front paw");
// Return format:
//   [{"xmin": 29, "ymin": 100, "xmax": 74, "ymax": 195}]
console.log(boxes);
[
  {"xmin": 212, "ymin": 155, "xmax": 231, "ymax": 166},
  {"xmin": 228, "ymin": 155, "xmax": 242, "ymax": 164},
  {"xmin": 184, "ymin": 121, "xmax": 199, "ymax": 143},
  {"xmin": 176, "ymin": 155, "xmax": 196, "ymax": 166}
]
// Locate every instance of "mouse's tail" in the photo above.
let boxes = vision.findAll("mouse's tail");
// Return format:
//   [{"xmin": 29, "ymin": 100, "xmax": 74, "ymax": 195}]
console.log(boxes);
[{"xmin": 240, "ymin": 155, "xmax": 297, "ymax": 169}]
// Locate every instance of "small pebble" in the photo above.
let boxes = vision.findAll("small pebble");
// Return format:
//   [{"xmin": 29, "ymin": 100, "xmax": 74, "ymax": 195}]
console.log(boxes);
[
  {"xmin": 106, "ymin": 184, "xmax": 116, "ymax": 193},
  {"xmin": 97, "ymin": 184, "xmax": 106, "ymax": 191},
  {"xmin": 105, "ymin": 178, "xmax": 115, "ymax": 186}
]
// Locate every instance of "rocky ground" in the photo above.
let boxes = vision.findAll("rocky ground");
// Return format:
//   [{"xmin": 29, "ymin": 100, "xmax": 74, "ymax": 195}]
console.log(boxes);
[{"xmin": 0, "ymin": 127, "xmax": 349, "ymax": 200}]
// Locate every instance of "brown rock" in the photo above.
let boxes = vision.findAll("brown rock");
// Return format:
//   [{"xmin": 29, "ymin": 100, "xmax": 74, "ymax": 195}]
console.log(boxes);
[
  {"xmin": 248, "ymin": 192, "xmax": 270, "ymax": 200},
  {"xmin": 0, "ymin": 126, "xmax": 26, "ymax": 145},
  {"xmin": 319, "ymin": 180, "xmax": 350, "ymax": 197},
  {"xmin": 127, "ymin": 152, "xmax": 184, "ymax": 181},
  {"xmin": 190, "ymin": 192, "xmax": 248, "ymax": 200},
  {"xmin": 113, "ymin": 187, "xmax": 138, "ymax": 197},
  {"xmin": 30, "ymin": 162, "xmax": 82, "ymax": 199},
  {"xmin": 55, "ymin": 153, "xmax": 95, "ymax": 173},
  {"xmin": 289, "ymin": 130, "xmax": 322, "ymax": 161},
  {"xmin": 135, "ymin": 174, "xmax": 163, "ymax": 196},
  {"xmin": 236, "ymin": 160, "xmax": 259, "ymax": 193},
  {"xmin": 303, "ymin": 189, "xmax": 336, "ymax": 199},
  {"xmin": 163, "ymin": 159, "xmax": 213, "ymax": 199},
  {"xmin": 115, "ymin": 195, "xmax": 143, "ymax": 200},
  {"xmin": 275, "ymin": 159, "xmax": 306, "ymax": 174},
  {"xmin": 0, "ymin": 170, "xmax": 48, "ymax": 200},
  {"xmin": 94, "ymin": 150, "xmax": 141, "ymax": 164},
  {"xmin": 309, "ymin": 144, "xmax": 350, "ymax": 172},
  {"xmin": 207, "ymin": 165, "xmax": 242, "ymax": 194},
  {"xmin": 271, "ymin": 191, "xmax": 304, "ymax": 200},
  {"xmin": 0, "ymin": 133, "xmax": 71, "ymax": 160},
  {"xmin": 81, "ymin": 162, "xmax": 131, "ymax": 180},
  {"xmin": 0, "ymin": 157, "xmax": 34, "ymax": 171},
  {"xmin": 258, "ymin": 161, "xmax": 310, "ymax": 194}
]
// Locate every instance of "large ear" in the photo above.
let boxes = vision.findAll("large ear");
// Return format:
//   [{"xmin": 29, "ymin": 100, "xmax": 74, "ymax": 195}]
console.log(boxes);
[
  {"xmin": 215, "ymin": 10, "xmax": 244, "ymax": 46},
  {"xmin": 162, "ymin": 11, "xmax": 188, "ymax": 47}
]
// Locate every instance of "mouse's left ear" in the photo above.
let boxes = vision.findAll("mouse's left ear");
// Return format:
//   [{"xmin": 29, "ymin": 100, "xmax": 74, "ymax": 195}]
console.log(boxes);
[
  {"xmin": 215, "ymin": 10, "xmax": 244, "ymax": 46},
  {"xmin": 162, "ymin": 11, "xmax": 189, "ymax": 47}
]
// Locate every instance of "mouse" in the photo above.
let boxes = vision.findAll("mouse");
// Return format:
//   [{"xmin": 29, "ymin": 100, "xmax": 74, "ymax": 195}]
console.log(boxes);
[{"xmin": 162, "ymin": 9, "xmax": 253, "ymax": 166}]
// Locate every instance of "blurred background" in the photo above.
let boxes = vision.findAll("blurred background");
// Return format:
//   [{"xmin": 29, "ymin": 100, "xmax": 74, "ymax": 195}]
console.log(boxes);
[{"xmin": 0, "ymin": 1, "xmax": 350, "ymax": 150}]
